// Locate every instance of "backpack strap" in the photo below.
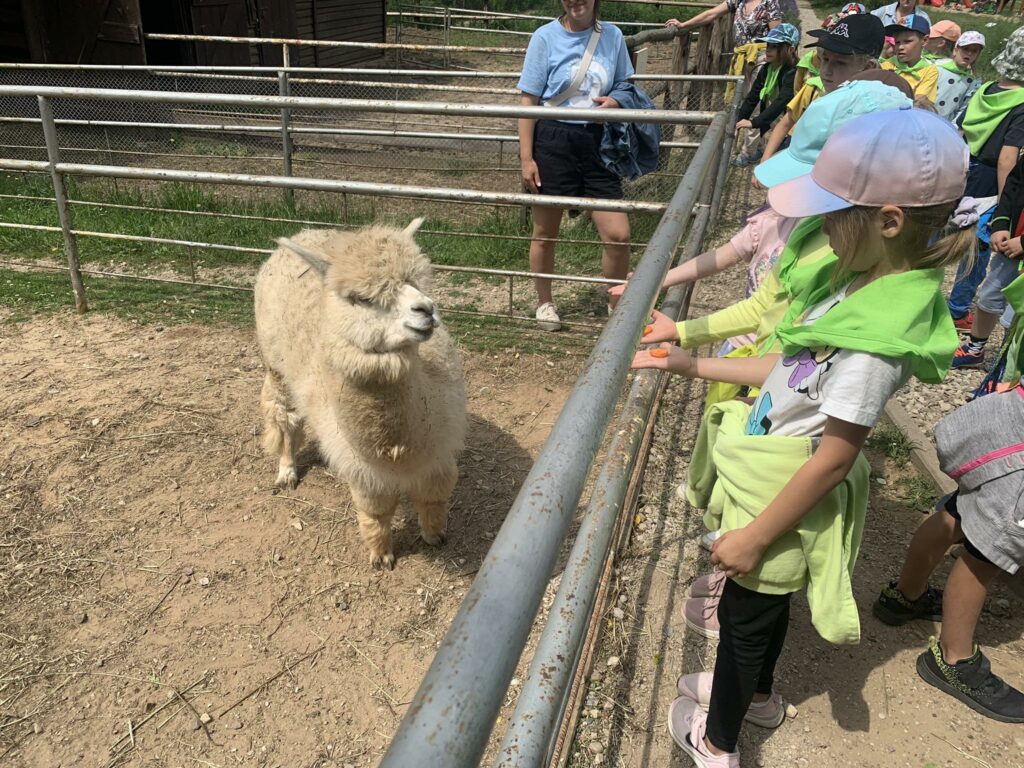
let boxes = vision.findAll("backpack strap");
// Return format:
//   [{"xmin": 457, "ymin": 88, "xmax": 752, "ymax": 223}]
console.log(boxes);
[{"xmin": 544, "ymin": 26, "xmax": 602, "ymax": 108}]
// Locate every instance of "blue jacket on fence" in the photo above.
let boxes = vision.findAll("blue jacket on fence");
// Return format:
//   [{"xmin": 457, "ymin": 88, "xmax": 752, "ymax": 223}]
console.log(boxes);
[{"xmin": 601, "ymin": 83, "xmax": 660, "ymax": 181}]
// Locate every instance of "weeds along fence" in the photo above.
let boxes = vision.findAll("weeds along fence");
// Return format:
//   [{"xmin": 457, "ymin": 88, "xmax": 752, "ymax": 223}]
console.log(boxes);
[
  {"xmin": 0, "ymin": 30, "xmax": 734, "ymax": 332},
  {"xmin": 0, "ymin": 36, "xmax": 741, "ymax": 767}
]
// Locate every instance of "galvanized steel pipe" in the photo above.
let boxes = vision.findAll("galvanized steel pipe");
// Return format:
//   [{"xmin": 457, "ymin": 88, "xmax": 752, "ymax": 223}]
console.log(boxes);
[
  {"xmin": 379, "ymin": 112, "xmax": 727, "ymax": 768},
  {"xmin": 0, "ymin": 85, "xmax": 716, "ymax": 125}
]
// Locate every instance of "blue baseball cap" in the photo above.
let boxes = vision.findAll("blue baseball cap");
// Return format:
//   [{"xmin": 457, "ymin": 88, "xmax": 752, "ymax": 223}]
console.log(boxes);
[
  {"xmin": 756, "ymin": 23, "xmax": 800, "ymax": 47},
  {"xmin": 885, "ymin": 15, "xmax": 930, "ymax": 37},
  {"xmin": 754, "ymin": 79, "xmax": 913, "ymax": 189}
]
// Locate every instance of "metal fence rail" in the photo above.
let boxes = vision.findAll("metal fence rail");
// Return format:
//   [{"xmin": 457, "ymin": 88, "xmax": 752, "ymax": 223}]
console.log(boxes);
[{"xmin": 379, "ymin": 111, "xmax": 728, "ymax": 768}]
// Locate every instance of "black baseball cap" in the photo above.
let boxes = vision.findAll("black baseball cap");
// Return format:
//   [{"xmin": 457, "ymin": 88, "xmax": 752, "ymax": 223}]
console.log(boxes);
[{"xmin": 807, "ymin": 13, "xmax": 885, "ymax": 58}]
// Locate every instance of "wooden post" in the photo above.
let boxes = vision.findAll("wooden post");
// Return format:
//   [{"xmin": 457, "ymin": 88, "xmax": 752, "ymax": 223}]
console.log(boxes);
[{"xmin": 37, "ymin": 96, "xmax": 87, "ymax": 314}]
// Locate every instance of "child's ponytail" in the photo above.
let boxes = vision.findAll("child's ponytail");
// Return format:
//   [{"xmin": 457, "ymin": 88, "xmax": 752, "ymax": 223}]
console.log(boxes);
[{"xmin": 906, "ymin": 202, "xmax": 977, "ymax": 272}]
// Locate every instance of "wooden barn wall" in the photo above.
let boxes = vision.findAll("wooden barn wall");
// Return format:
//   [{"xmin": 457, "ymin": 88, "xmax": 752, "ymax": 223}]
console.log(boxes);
[{"xmin": 294, "ymin": 0, "xmax": 384, "ymax": 68}]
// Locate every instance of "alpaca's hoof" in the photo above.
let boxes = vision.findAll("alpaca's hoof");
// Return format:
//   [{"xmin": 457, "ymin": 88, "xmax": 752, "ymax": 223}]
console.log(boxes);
[
  {"xmin": 275, "ymin": 467, "xmax": 298, "ymax": 490},
  {"xmin": 421, "ymin": 529, "xmax": 447, "ymax": 546},
  {"xmin": 371, "ymin": 551, "xmax": 396, "ymax": 571}
]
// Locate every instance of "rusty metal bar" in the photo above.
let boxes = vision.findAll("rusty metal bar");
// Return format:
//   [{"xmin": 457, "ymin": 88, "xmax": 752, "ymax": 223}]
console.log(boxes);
[
  {"xmin": 379, "ymin": 111, "xmax": 728, "ymax": 768},
  {"xmin": 36, "ymin": 96, "xmax": 87, "ymax": 314},
  {"xmin": 0, "ymin": 85, "xmax": 716, "ymax": 125}
]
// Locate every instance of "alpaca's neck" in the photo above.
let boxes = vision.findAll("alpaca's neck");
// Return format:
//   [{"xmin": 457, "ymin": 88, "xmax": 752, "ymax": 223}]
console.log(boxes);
[{"xmin": 322, "ymin": 337, "xmax": 412, "ymax": 387}]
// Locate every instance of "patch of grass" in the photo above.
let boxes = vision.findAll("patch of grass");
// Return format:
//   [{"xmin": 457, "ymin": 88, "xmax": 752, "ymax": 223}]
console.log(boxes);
[
  {"xmin": 0, "ymin": 268, "xmax": 253, "ymax": 327},
  {"xmin": 0, "ymin": 173, "xmax": 656, "ymax": 279},
  {"xmin": 900, "ymin": 475, "xmax": 937, "ymax": 513},
  {"xmin": 872, "ymin": 421, "xmax": 918, "ymax": 467}
]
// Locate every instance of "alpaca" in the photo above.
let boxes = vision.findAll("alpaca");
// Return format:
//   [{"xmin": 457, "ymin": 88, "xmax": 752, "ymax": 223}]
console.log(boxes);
[{"xmin": 254, "ymin": 219, "xmax": 466, "ymax": 569}]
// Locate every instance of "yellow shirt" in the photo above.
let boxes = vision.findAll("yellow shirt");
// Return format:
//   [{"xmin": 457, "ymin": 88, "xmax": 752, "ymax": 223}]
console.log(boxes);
[
  {"xmin": 881, "ymin": 59, "xmax": 939, "ymax": 104},
  {"xmin": 786, "ymin": 82, "xmax": 824, "ymax": 134}
]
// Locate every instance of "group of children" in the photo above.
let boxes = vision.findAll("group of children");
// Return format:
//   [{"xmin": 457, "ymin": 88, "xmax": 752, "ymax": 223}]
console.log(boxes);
[{"xmin": 615, "ymin": 11, "xmax": 1024, "ymax": 768}]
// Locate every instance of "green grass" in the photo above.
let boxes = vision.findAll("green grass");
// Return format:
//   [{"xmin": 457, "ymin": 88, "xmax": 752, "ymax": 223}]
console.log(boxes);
[
  {"xmin": 871, "ymin": 420, "xmax": 918, "ymax": 467},
  {"xmin": 0, "ymin": 172, "xmax": 657, "ymax": 278},
  {"xmin": 900, "ymin": 474, "xmax": 937, "ymax": 512}
]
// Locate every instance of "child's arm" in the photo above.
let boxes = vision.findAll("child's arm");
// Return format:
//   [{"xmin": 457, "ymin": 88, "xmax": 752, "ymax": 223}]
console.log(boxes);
[
  {"xmin": 760, "ymin": 112, "xmax": 793, "ymax": 163},
  {"xmin": 998, "ymin": 144, "xmax": 1022, "ymax": 196},
  {"xmin": 607, "ymin": 243, "xmax": 742, "ymax": 299},
  {"xmin": 631, "ymin": 345, "xmax": 780, "ymax": 388},
  {"xmin": 711, "ymin": 415, "xmax": 870, "ymax": 578}
]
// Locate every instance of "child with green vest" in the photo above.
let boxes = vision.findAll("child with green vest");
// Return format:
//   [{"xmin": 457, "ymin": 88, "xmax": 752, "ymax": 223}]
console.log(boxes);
[
  {"xmin": 949, "ymin": 26, "xmax": 1024, "ymax": 367},
  {"xmin": 734, "ymin": 24, "xmax": 799, "ymax": 167},
  {"xmin": 633, "ymin": 109, "xmax": 969, "ymax": 768}
]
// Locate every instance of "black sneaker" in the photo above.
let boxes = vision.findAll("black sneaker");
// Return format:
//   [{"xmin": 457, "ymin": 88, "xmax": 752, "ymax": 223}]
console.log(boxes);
[
  {"xmin": 917, "ymin": 638, "xmax": 1024, "ymax": 723},
  {"xmin": 872, "ymin": 580, "xmax": 943, "ymax": 625}
]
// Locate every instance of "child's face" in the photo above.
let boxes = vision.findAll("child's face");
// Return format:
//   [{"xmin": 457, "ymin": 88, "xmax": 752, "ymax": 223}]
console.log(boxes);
[
  {"xmin": 818, "ymin": 50, "xmax": 869, "ymax": 93},
  {"xmin": 893, "ymin": 31, "xmax": 925, "ymax": 64},
  {"xmin": 765, "ymin": 43, "xmax": 780, "ymax": 63},
  {"xmin": 953, "ymin": 44, "xmax": 983, "ymax": 69}
]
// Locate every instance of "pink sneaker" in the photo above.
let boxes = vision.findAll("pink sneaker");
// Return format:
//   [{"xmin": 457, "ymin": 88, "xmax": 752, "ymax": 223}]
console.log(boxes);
[
  {"xmin": 687, "ymin": 570, "xmax": 726, "ymax": 598},
  {"xmin": 667, "ymin": 697, "xmax": 740, "ymax": 767},
  {"xmin": 682, "ymin": 596, "xmax": 720, "ymax": 640},
  {"xmin": 675, "ymin": 672, "xmax": 787, "ymax": 728}
]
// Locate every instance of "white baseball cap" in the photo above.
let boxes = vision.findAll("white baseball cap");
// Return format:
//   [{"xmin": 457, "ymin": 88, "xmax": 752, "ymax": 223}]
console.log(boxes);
[{"xmin": 956, "ymin": 31, "xmax": 986, "ymax": 48}]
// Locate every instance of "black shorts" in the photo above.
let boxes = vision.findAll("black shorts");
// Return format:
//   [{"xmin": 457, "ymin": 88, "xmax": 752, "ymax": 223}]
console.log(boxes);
[
  {"xmin": 532, "ymin": 119, "xmax": 623, "ymax": 200},
  {"xmin": 939, "ymin": 491, "xmax": 994, "ymax": 566}
]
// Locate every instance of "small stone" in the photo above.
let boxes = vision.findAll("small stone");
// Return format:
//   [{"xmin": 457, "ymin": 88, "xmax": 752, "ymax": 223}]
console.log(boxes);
[
  {"xmin": 191, "ymin": 718, "xmax": 202, "ymax": 731},
  {"xmin": 606, "ymin": 656, "xmax": 620, "ymax": 668},
  {"xmin": 199, "ymin": 712, "xmax": 212, "ymax": 724},
  {"xmin": 90, "ymin": 418, "xmax": 99, "ymax": 427},
  {"xmin": 588, "ymin": 740, "xmax": 605, "ymax": 755},
  {"xmin": 32, "ymin": 723, "xmax": 42, "ymax": 734},
  {"xmin": 184, "ymin": 567, "xmax": 194, "ymax": 576},
  {"xmin": 77, "ymin": 613, "xmax": 88, "ymax": 624},
  {"xmin": 785, "ymin": 702, "xmax": 799, "ymax": 719},
  {"xmin": 612, "ymin": 607, "xmax": 625, "ymax": 620},
  {"xmin": 199, "ymin": 577, "xmax": 211, "ymax": 587},
  {"xmin": 290, "ymin": 519, "xmax": 303, "ymax": 531},
  {"xmin": 335, "ymin": 599, "xmax": 349, "ymax": 611},
  {"xmin": 618, "ymin": 594, "xmax": 627, "ymax": 604},
  {"xmin": 875, "ymin": 478, "xmax": 888, "ymax": 485},
  {"xmin": 510, "ymin": 677, "xmax": 521, "ymax": 687},
  {"xmin": 229, "ymin": 718, "xmax": 243, "ymax": 730}
]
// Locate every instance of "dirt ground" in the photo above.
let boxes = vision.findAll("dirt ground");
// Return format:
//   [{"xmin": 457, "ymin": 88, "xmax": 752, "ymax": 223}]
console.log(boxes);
[
  {"xmin": 570, "ymin": 163, "xmax": 1024, "ymax": 768},
  {"xmin": 0, "ymin": 310, "xmax": 581, "ymax": 767}
]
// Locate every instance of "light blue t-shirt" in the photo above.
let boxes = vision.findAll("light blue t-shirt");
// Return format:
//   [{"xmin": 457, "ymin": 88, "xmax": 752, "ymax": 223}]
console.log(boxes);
[{"xmin": 517, "ymin": 20, "xmax": 634, "ymax": 123}]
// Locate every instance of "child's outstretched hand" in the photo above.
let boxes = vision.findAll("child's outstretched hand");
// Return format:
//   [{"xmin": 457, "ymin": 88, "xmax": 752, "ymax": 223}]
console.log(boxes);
[
  {"xmin": 710, "ymin": 528, "xmax": 767, "ymax": 580},
  {"xmin": 631, "ymin": 343, "xmax": 692, "ymax": 375},
  {"xmin": 606, "ymin": 271, "xmax": 633, "ymax": 299},
  {"xmin": 640, "ymin": 309, "xmax": 679, "ymax": 343}
]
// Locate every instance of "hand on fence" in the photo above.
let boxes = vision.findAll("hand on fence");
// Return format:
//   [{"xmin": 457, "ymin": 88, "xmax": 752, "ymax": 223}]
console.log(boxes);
[
  {"xmin": 631, "ymin": 342, "xmax": 691, "ymax": 374},
  {"xmin": 710, "ymin": 528, "xmax": 767, "ymax": 580},
  {"xmin": 640, "ymin": 309, "xmax": 679, "ymax": 344},
  {"xmin": 592, "ymin": 96, "xmax": 620, "ymax": 109},
  {"xmin": 665, "ymin": 18, "xmax": 685, "ymax": 29},
  {"xmin": 521, "ymin": 159, "xmax": 542, "ymax": 194},
  {"xmin": 606, "ymin": 271, "xmax": 633, "ymax": 299},
  {"xmin": 734, "ymin": 119, "xmax": 753, "ymax": 133}
]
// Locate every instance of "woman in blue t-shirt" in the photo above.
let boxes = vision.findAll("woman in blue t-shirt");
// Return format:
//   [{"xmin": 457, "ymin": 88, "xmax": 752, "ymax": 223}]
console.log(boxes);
[{"xmin": 517, "ymin": 0, "xmax": 634, "ymax": 332}]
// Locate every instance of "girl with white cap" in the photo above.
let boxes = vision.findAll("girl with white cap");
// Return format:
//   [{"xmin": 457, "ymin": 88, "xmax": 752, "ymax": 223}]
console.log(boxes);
[{"xmin": 633, "ymin": 108, "xmax": 971, "ymax": 767}]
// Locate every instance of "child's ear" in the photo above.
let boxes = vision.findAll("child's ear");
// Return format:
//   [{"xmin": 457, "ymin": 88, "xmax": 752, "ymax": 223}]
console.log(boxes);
[{"xmin": 879, "ymin": 205, "xmax": 905, "ymax": 239}]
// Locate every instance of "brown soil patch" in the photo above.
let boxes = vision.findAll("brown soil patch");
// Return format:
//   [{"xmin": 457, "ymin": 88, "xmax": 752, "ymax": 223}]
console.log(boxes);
[{"xmin": 0, "ymin": 311, "xmax": 580, "ymax": 767}]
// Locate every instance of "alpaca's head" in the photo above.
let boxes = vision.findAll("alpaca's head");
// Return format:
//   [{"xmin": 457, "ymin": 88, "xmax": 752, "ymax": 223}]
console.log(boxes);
[{"xmin": 277, "ymin": 219, "xmax": 440, "ymax": 354}]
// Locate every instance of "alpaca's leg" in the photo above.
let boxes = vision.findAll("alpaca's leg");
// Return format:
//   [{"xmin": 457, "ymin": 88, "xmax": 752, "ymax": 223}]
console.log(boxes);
[
  {"xmin": 260, "ymin": 370, "xmax": 304, "ymax": 490},
  {"xmin": 411, "ymin": 465, "xmax": 457, "ymax": 546},
  {"xmin": 350, "ymin": 484, "xmax": 399, "ymax": 570}
]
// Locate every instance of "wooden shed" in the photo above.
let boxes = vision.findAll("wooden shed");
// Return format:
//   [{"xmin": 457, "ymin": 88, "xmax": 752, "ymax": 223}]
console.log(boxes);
[{"xmin": 1, "ymin": 0, "xmax": 386, "ymax": 67}]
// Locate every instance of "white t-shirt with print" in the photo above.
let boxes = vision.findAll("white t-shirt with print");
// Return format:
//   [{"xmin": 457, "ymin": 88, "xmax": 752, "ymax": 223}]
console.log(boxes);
[{"xmin": 745, "ymin": 285, "xmax": 912, "ymax": 438}]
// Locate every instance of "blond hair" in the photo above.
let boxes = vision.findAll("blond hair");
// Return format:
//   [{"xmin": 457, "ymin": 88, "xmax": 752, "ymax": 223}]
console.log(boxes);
[{"xmin": 824, "ymin": 202, "xmax": 976, "ymax": 285}]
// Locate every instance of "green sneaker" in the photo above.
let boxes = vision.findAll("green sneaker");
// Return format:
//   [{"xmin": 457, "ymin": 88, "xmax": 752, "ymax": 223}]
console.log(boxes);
[
  {"xmin": 917, "ymin": 637, "xmax": 1024, "ymax": 723},
  {"xmin": 872, "ymin": 580, "xmax": 943, "ymax": 625}
]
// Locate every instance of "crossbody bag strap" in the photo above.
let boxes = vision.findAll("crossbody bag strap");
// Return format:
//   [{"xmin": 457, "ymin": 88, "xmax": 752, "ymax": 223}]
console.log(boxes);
[{"xmin": 544, "ymin": 26, "xmax": 601, "ymax": 108}]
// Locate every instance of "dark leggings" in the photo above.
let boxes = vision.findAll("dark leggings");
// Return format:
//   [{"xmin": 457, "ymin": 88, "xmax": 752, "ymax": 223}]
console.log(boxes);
[{"xmin": 705, "ymin": 578, "xmax": 792, "ymax": 753}]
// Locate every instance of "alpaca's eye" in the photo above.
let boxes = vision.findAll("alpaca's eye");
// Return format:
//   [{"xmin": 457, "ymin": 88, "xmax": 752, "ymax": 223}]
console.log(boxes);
[{"xmin": 350, "ymin": 294, "xmax": 373, "ymax": 307}]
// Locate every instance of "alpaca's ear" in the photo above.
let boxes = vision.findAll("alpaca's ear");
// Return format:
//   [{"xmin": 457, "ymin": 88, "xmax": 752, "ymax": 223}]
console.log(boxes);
[
  {"xmin": 403, "ymin": 217, "xmax": 425, "ymax": 237},
  {"xmin": 277, "ymin": 237, "xmax": 330, "ymax": 276}
]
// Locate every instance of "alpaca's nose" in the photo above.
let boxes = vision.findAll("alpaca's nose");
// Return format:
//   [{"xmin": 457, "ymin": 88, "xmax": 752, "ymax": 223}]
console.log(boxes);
[{"xmin": 411, "ymin": 299, "xmax": 435, "ymax": 319}]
